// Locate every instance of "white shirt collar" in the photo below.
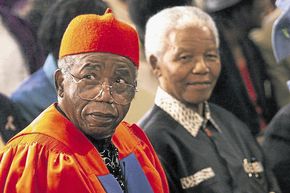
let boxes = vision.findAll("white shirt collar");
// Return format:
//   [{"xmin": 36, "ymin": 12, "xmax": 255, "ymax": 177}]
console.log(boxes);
[{"xmin": 155, "ymin": 87, "xmax": 220, "ymax": 137}]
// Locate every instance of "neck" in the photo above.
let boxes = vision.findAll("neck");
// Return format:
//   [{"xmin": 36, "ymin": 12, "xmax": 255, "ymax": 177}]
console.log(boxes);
[
  {"xmin": 187, "ymin": 102, "xmax": 204, "ymax": 116},
  {"xmin": 87, "ymin": 135, "xmax": 113, "ymax": 152},
  {"xmin": 55, "ymin": 103, "xmax": 69, "ymax": 119}
]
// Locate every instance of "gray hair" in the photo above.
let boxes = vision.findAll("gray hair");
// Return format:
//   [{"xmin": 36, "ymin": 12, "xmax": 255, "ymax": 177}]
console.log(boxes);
[
  {"xmin": 58, "ymin": 54, "xmax": 138, "ymax": 80},
  {"xmin": 144, "ymin": 6, "xmax": 219, "ymax": 61},
  {"xmin": 57, "ymin": 55, "xmax": 79, "ymax": 74}
]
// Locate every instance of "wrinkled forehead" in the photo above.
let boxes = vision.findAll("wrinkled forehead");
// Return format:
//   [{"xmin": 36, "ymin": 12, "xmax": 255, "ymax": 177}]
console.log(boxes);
[
  {"xmin": 68, "ymin": 52, "xmax": 133, "ymax": 68},
  {"xmin": 77, "ymin": 52, "xmax": 134, "ymax": 64},
  {"xmin": 71, "ymin": 52, "xmax": 137, "ymax": 77},
  {"xmin": 165, "ymin": 26, "xmax": 218, "ymax": 49}
]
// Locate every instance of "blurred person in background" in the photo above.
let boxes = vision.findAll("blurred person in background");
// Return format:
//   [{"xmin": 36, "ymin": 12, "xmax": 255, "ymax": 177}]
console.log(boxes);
[
  {"xmin": 250, "ymin": 0, "xmax": 290, "ymax": 108},
  {"xmin": 0, "ymin": 93, "xmax": 25, "ymax": 148},
  {"xmin": 140, "ymin": 5, "xmax": 280, "ymax": 193},
  {"xmin": 11, "ymin": 0, "xmax": 107, "ymax": 125},
  {"xmin": 0, "ymin": 0, "xmax": 21, "ymax": 10},
  {"xmin": 0, "ymin": 1, "xmax": 44, "ymax": 95},
  {"xmin": 200, "ymin": 0, "xmax": 278, "ymax": 136},
  {"xmin": 14, "ymin": 0, "xmax": 57, "ymax": 45},
  {"xmin": 263, "ymin": 1, "xmax": 290, "ymax": 192}
]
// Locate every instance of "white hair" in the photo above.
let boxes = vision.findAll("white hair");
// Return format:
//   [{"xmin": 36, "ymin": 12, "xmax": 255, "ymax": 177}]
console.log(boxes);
[
  {"xmin": 58, "ymin": 54, "xmax": 138, "ymax": 80},
  {"xmin": 144, "ymin": 6, "xmax": 219, "ymax": 62}
]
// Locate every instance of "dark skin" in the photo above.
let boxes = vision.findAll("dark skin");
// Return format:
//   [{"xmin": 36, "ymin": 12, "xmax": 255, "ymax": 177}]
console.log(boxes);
[
  {"xmin": 149, "ymin": 26, "xmax": 221, "ymax": 114},
  {"xmin": 55, "ymin": 52, "xmax": 137, "ymax": 140}
]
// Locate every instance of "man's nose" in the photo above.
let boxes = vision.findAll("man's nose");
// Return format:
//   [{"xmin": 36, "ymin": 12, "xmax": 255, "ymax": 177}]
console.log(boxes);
[
  {"xmin": 96, "ymin": 83, "xmax": 114, "ymax": 104},
  {"xmin": 192, "ymin": 57, "xmax": 209, "ymax": 74}
]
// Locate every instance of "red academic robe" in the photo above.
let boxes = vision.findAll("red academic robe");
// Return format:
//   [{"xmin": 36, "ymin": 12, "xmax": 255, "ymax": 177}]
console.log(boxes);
[{"xmin": 0, "ymin": 104, "xmax": 169, "ymax": 193}]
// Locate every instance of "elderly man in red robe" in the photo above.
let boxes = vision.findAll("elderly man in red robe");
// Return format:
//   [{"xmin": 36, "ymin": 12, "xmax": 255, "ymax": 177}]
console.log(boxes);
[{"xmin": 0, "ymin": 8, "xmax": 169, "ymax": 193}]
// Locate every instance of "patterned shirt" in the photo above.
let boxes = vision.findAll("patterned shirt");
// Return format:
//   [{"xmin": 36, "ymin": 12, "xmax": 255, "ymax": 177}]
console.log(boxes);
[
  {"xmin": 155, "ymin": 87, "xmax": 221, "ymax": 137},
  {"xmin": 90, "ymin": 137, "xmax": 126, "ymax": 192}
]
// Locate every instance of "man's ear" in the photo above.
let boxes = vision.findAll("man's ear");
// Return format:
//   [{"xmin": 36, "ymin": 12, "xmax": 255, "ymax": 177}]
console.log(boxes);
[
  {"xmin": 149, "ymin": 54, "xmax": 162, "ymax": 77},
  {"xmin": 55, "ymin": 69, "xmax": 65, "ymax": 98}
]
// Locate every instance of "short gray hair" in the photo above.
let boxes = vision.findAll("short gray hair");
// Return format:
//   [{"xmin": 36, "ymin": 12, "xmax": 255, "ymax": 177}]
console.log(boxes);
[
  {"xmin": 58, "ymin": 53, "xmax": 138, "ymax": 80},
  {"xmin": 144, "ymin": 6, "xmax": 219, "ymax": 61},
  {"xmin": 57, "ymin": 55, "xmax": 78, "ymax": 74}
]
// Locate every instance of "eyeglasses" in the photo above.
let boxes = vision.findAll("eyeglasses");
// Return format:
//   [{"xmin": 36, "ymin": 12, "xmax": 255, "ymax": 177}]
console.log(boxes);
[{"xmin": 66, "ymin": 72, "xmax": 136, "ymax": 105}]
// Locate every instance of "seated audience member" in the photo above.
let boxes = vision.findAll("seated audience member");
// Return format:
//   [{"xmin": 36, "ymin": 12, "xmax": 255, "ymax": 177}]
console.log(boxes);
[
  {"xmin": 0, "ymin": 6, "xmax": 43, "ymax": 96},
  {"xmin": 0, "ymin": 93, "xmax": 25, "ymax": 148},
  {"xmin": 263, "ymin": 103, "xmax": 290, "ymax": 193},
  {"xmin": 200, "ymin": 0, "xmax": 278, "ymax": 136},
  {"xmin": 14, "ymin": 0, "xmax": 58, "ymax": 42},
  {"xmin": 263, "ymin": 2, "xmax": 290, "ymax": 193},
  {"xmin": 0, "ymin": 9, "xmax": 169, "ymax": 193},
  {"xmin": 139, "ymin": 6, "xmax": 280, "ymax": 193},
  {"xmin": 11, "ymin": 0, "xmax": 107, "ymax": 124},
  {"xmin": 250, "ymin": 0, "xmax": 290, "ymax": 108}
]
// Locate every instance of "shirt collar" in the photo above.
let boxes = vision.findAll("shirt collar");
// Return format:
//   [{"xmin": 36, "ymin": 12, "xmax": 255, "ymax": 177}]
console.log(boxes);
[
  {"xmin": 155, "ymin": 87, "xmax": 219, "ymax": 137},
  {"xmin": 43, "ymin": 53, "xmax": 57, "ymax": 86}
]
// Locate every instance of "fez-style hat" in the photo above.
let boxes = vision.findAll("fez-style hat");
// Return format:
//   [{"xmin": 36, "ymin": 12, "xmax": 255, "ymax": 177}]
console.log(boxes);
[
  {"xmin": 59, "ymin": 8, "xmax": 139, "ymax": 67},
  {"xmin": 272, "ymin": 1, "xmax": 290, "ymax": 63},
  {"xmin": 201, "ymin": 0, "xmax": 241, "ymax": 12}
]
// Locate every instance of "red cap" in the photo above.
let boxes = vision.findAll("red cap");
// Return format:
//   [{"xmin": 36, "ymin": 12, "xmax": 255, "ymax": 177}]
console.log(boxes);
[{"xmin": 59, "ymin": 8, "xmax": 139, "ymax": 67}]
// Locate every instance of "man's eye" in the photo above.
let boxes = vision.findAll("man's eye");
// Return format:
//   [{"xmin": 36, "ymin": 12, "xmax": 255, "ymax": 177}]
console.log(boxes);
[
  {"xmin": 83, "ymin": 74, "xmax": 96, "ymax": 80},
  {"xmin": 179, "ymin": 55, "xmax": 192, "ymax": 61},
  {"xmin": 205, "ymin": 54, "xmax": 218, "ymax": 61},
  {"xmin": 115, "ymin": 78, "xmax": 126, "ymax": 84}
]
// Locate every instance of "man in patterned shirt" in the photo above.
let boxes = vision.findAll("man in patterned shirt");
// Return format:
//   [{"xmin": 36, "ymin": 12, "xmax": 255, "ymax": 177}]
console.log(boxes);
[{"xmin": 139, "ymin": 5, "xmax": 280, "ymax": 193}]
